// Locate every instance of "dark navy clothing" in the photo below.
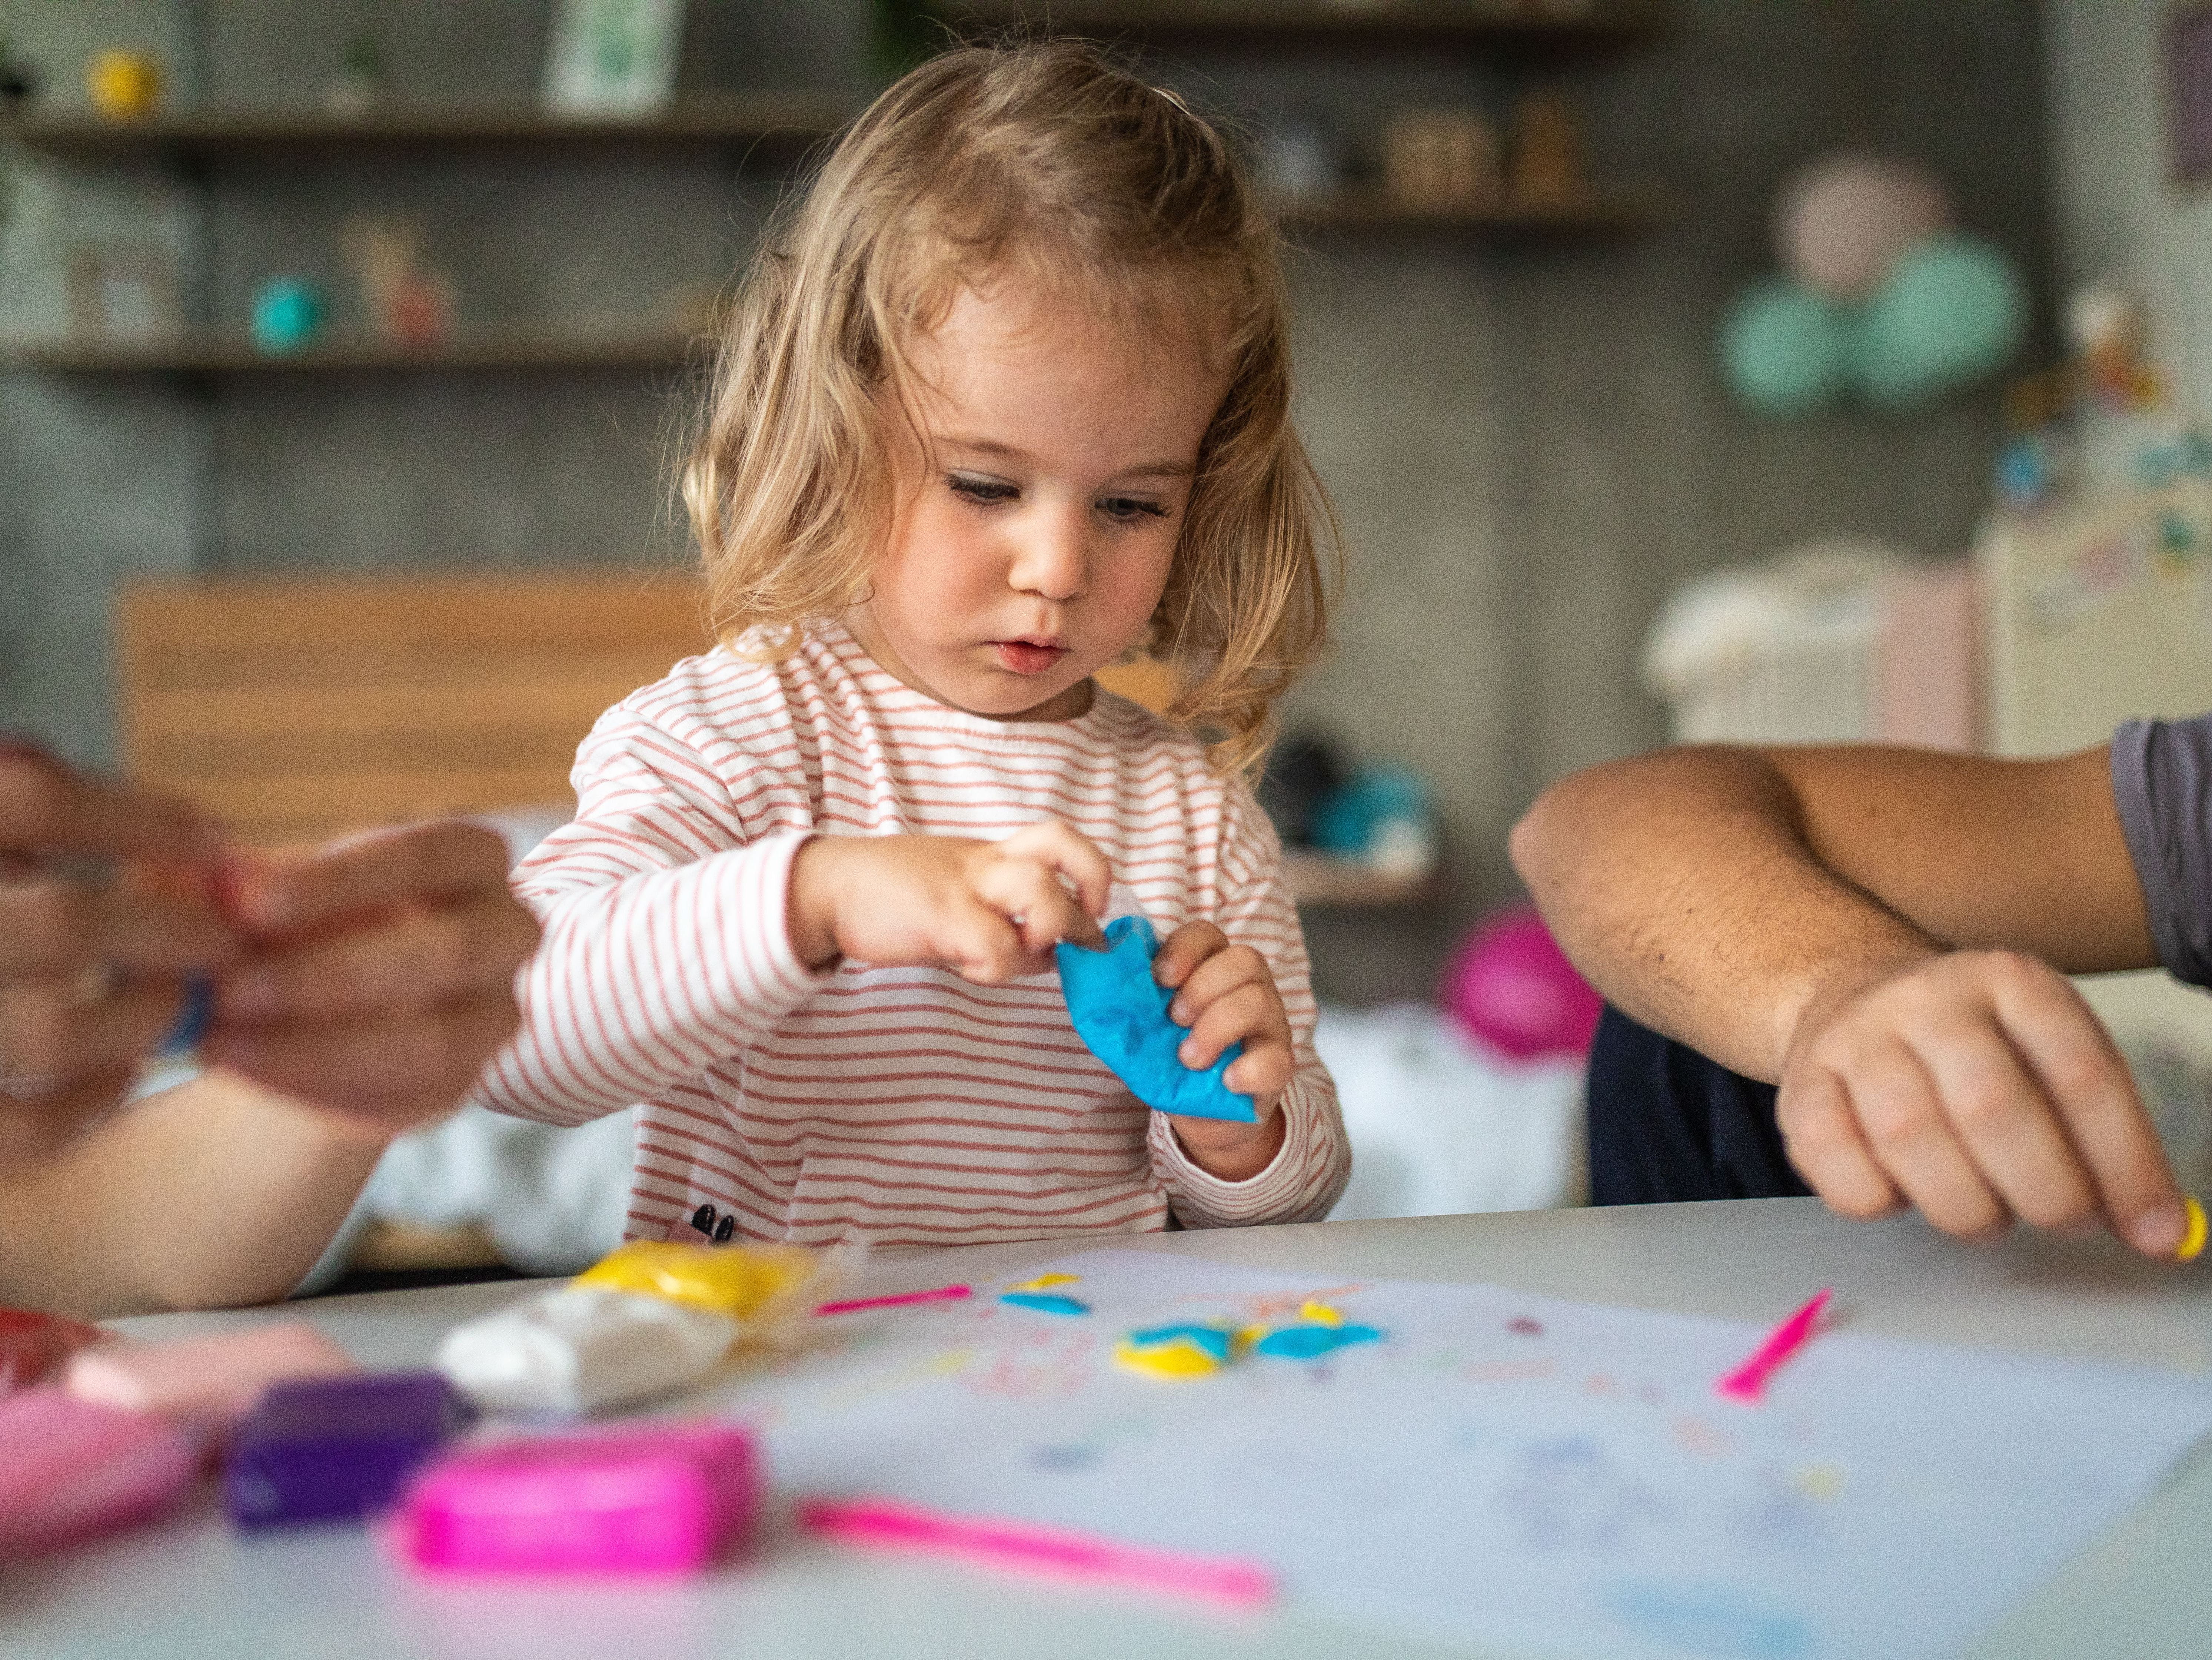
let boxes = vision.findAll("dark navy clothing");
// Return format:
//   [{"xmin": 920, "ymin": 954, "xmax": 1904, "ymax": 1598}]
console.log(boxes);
[{"xmin": 1586, "ymin": 715, "xmax": 2212, "ymax": 1203}]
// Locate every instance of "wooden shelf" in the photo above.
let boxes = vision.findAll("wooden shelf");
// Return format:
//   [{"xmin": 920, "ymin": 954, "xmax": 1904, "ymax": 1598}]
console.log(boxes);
[
  {"xmin": 1280, "ymin": 183, "xmax": 1672, "ymax": 234},
  {"xmin": 1283, "ymin": 850, "xmax": 1439, "ymax": 909},
  {"xmin": 0, "ymin": 323, "xmax": 710, "ymax": 374},
  {"xmin": 944, "ymin": 1, "xmax": 1675, "ymax": 55},
  {"xmin": 0, "ymin": 93, "xmax": 851, "ymax": 162}
]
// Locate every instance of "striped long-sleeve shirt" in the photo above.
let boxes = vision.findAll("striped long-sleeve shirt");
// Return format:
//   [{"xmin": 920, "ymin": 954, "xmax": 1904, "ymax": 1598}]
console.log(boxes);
[{"xmin": 471, "ymin": 621, "xmax": 1351, "ymax": 1250}]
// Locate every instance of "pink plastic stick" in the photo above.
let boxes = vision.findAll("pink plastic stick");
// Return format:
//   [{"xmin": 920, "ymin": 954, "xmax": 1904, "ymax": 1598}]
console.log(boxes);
[
  {"xmin": 814, "ymin": 1286, "xmax": 972, "ymax": 1316},
  {"xmin": 1716, "ymin": 1289, "xmax": 1831, "ymax": 1402},
  {"xmin": 802, "ymin": 1496, "xmax": 1276, "ymax": 1608}
]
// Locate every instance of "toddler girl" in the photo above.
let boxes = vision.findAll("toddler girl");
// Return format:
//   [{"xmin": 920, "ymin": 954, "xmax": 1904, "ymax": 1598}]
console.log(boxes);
[{"xmin": 473, "ymin": 40, "xmax": 1352, "ymax": 1247}]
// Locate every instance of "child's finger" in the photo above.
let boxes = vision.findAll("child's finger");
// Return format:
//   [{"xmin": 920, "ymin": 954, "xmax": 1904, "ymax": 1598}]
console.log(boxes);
[
  {"xmin": 1165, "ymin": 941, "xmax": 1271, "ymax": 1024},
  {"xmin": 974, "ymin": 858, "xmax": 1100, "ymax": 952},
  {"xmin": 939, "ymin": 894, "xmax": 1035, "ymax": 985},
  {"xmin": 1152, "ymin": 921, "xmax": 1229, "ymax": 990},
  {"xmin": 0, "ymin": 879, "xmax": 236, "ymax": 981},
  {"xmin": 996, "ymin": 823, "xmax": 1112, "ymax": 920},
  {"xmin": 1222, "ymin": 1038, "xmax": 1295, "ymax": 1103},
  {"xmin": 1175, "ymin": 980, "xmax": 1284, "ymax": 1070}
]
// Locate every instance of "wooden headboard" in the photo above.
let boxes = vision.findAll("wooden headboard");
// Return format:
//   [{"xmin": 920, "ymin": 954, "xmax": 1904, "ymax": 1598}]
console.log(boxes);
[{"xmin": 118, "ymin": 575, "xmax": 1175, "ymax": 846}]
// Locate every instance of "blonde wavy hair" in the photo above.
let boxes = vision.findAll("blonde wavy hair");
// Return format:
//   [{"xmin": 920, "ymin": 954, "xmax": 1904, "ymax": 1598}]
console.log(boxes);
[{"xmin": 683, "ymin": 38, "xmax": 1337, "ymax": 777}]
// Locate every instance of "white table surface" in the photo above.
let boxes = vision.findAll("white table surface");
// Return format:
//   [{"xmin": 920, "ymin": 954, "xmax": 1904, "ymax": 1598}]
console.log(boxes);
[{"xmin": 5, "ymin": 1196, "xmax": 2211, "ymax": 1660}]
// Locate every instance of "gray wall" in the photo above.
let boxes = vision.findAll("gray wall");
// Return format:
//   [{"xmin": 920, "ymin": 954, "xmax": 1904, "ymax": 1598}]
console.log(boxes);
[{"xmin": 0, "ymin": 0, "xmax": 2048, "ymax": 995}]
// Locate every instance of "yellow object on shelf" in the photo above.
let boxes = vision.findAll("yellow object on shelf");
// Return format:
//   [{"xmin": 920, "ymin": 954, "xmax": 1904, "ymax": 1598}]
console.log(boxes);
[
  {"xmin": 575, "ymin": 1239, "xmax": 819, "ymax": 1322},
  {"xmin": 86, "ymin": 50, "xmax": 162, "ymax": 121}
]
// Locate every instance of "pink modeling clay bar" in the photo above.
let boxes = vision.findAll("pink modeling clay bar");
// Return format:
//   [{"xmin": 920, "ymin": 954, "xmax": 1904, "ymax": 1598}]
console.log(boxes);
[
  {"xmin": 65, "ymin": 1321, "xmax": 356, "ymax": 1432},
  {"xmin": 0, "ymin": 1390, "xmax": 199, "ymax": 1554},
  {"xmin": 399, "ymin": 1422, "xmax": 756, "ymax": 1576}
]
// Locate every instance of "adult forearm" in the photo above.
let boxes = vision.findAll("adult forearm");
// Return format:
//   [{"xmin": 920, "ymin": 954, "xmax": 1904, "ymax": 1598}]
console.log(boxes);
[
  {"xmin": 1511, "ymin": 747, "xmax": 1940, "ymax": 1082},
  {"xmin": 0, "ymin": 1071, "xmax": 388, "ymax": 1318}
]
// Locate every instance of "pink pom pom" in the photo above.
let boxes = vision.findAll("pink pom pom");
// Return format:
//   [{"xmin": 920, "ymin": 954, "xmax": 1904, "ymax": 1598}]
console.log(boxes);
[{"xmin": 1439, "ymin": 906, "xmax": 1602, "ymax": 1061}]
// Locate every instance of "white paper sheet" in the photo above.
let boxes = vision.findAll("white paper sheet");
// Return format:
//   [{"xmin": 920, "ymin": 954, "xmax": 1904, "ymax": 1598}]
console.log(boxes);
[{"xmin": 702, "ymin": 1250, "xmax": 2212, "ymax": 1660}]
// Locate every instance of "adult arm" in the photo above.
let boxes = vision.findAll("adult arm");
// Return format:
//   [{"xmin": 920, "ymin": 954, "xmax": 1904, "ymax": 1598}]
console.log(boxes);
[
  {"xmin": 1511, "ymin": 744, "xmax": 2187, "ymax": 1256},
  {"xmin": 0, "ymin": 819, "xmax": 539, "ymax": 1315}
]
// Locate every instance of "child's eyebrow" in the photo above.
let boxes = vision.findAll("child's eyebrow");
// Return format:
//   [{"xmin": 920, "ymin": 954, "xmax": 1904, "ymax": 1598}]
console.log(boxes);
[{"xmin": 937, "ymin": 434, "xmax": 1195, "ymax": 480}]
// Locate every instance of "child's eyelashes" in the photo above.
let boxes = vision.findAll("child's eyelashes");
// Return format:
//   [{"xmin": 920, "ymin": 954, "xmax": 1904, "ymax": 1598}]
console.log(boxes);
[
  {"xmin": 944, "ymin": 473, "xmax": 1170, "ymax": 526},
  {"xmin": 945, "ymin": 473, "xmax": 1019, "ymax": 506}
]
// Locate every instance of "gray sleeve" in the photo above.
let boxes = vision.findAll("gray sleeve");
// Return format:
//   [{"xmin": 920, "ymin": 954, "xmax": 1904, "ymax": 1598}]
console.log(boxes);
[{"xmin": 2110, "ymin": 715, "xmax": 2212, "ymax": 988}]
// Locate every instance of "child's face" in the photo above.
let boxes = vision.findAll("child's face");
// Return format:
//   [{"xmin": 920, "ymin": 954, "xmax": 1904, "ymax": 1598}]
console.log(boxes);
[{"xmin": 851, "ymin": 273, "xmax": 1224, "ymax": 723}]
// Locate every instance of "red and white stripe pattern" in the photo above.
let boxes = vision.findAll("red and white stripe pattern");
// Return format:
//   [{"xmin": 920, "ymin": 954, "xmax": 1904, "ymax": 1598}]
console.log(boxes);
[{"xmin": 473, "ymin": 622, "xmax": 1350, "ymax": 1250}]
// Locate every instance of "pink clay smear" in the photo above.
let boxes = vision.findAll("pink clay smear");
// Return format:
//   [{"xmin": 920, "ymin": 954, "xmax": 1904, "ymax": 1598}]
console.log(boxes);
[{"xmin": 1716, "ymin": 1289, "xmax": 1831, "ymax": 1403}]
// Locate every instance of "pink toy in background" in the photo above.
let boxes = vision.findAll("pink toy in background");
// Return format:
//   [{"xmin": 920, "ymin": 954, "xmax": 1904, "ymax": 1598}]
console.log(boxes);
[
  {"xmin": 0, "ymin": 1391, "xmax": 199, "ymax": 1554},
  {"xmin": 1439, "ymin": 904, "xmax": 1602, "ymax": 1061},
  {"xmin": 398, "ymin": 1422, "xmax": 756, "ymax": 1576}
]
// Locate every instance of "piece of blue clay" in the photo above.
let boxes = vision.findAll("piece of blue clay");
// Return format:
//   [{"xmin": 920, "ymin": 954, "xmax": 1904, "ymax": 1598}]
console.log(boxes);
[
  {"xmin": 1254, "ymin": 1323, "xmax": 1384, "ymax": 1360},
  {"xmin": 157, "ymin": 973, "xmax": 213, "ymax": 1057},
  {"xmin": 1126, "ymin": 1323, "xmax": 1237, "ymax": 1361},
  {"xmin": 998, "ymin": 1293, "xmax": 1091, "ymax": 1317},
  {"xmin": 1055, "ymin": 916, "xmax": 1256, "ymax": 1122}
]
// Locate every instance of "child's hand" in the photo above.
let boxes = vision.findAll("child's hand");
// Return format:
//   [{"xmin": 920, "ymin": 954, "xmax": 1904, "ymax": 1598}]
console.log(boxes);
[
  {"xmin": 789, "ymin": 824, "xmax": 1110, "ymax": 983},
  {"xmin": 1152, "ymin": 922, "xmax": 1291, "ymax": 1181}
]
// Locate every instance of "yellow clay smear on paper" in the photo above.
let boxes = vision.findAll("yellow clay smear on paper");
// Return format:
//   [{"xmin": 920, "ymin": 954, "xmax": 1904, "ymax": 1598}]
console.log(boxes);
[
  {"xmin": 1299, "ymin": 1301, "xmax": 1344, "ymax": 1327},
  {"xmin": 1112, "ymin": 1337, "xmax": 1223, "ymax": 1381},
  {"xmin": 1008, "ymin": 1272, "xmax": 1083, "ymax": 1293},
  {"xmin": 575, "ymin": 1240, "xmax": 818, "ymax": 1319},
  {"xmin": 2178, "ymin": 1196, "xmax": 2208, "ymax": 1264}
]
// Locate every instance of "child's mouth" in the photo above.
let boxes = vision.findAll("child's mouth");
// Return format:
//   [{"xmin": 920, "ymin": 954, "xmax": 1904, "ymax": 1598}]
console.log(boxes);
[{"xmin": 990, "ymin": 640, "xmax": 1069, "ymax": 675}]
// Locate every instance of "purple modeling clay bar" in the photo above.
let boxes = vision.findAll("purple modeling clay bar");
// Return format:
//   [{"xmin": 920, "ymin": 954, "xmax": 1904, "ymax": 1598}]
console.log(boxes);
[{"xmin": 224, "ymin": 1371, "xmax": 475, "ymax": 1530}]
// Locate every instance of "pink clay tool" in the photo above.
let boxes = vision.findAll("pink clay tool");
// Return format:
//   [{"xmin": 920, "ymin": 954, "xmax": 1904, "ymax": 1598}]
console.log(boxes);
[
  {"xmin": 399, "ymin": 1422, "xmax": 756, "ymax": 1576},
  {"xmin": 1716, "ymin": 1289, "xmax": 1832, "ymax": 1403},
  {"xmin": 64, "ymin": 1322, "xmax": 356, "ymax": 1434},
  {"xmin": 801, "ymin": 1496, "xmax": 1277, "ymax": 1608},
  {"xmin": 0, "ymin": 1390, "xmax": 199, "ymax": 1554},
  {"xmin": 815, "ymin": 1285, "xmax": 972, "ymax": 1316}
]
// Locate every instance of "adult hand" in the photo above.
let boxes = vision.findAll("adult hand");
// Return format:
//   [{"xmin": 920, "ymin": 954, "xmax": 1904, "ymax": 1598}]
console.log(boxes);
[
  {"xmin": 200, "ymin": 820, "xmax": 540, "ymax": 1141},
  {"xmin": 1151, "ymin": 919, "xmax": 1291, "ymax": 1181},
  {"xmin": 1776, "ymin": 948, "xmax": 2189, "ymax": 1257},
  {"xmin": 788, "ymin": 823, "xmax": 1110, "ymax": 982},
  {"xmin": 0, "ymin": 744, "xmax": 234, "ymax": 1161}
]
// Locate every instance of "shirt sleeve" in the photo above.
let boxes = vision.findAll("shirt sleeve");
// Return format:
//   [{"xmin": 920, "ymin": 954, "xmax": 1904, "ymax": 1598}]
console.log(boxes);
[
  {"xmin": 470, "ymin": 701, "xmax": 831, "ymax": 1128},
  {"xmin": 1148, "ymin": 786, "xmax": 1353, "ymax": 1226},
  {"xmin": 2111, "ymin": 713, "xmax": 2212, "ymax": 989}
]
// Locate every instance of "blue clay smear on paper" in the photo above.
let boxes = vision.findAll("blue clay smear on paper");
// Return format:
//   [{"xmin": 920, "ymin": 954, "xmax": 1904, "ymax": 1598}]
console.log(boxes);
[
  {"xmin": 1254, "ymin": 1323, "xmax": 1384, "ymax": 1360},
  {"xmin": 999, "ymin": 1293, "xmax": 1091, "ymax": 1316},
  {"xmin": 1126, "ymin": 1323, "xmax": 1237, "ymax": 1361},
  {"xmin": 1055, "ymin": 916, "xmax": 1256, "ymax": 1122}
]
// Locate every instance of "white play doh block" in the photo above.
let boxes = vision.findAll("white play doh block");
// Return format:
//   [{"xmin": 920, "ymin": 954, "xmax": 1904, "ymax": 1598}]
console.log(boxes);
[{"xmin": 434, "ymin": 1286, "xmax": 738, "ymax": 1415}]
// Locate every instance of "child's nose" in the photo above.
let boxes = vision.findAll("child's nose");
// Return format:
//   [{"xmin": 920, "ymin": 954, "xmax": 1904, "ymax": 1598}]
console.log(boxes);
[{"xmin": 1008, "ymin": 510, "xmax": 1088, "ymax": 602}]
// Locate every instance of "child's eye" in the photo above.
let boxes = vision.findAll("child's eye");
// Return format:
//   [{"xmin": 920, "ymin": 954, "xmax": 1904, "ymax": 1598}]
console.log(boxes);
[
  {"xmin": 946, "ymin": 474, "xmax": 1018, "ymax": 506},
  {"xmin": 1099, "ymin": 496, "xmax": 1170, "ymax": 525}
]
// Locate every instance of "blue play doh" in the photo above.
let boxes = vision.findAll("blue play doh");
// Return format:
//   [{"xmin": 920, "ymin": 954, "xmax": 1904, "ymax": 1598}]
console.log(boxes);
[
  {"xmin": 998, "ymin": 1293, "xmax": 1091, "ymax": 1317},
  {"xmin": 1253, "ymin": 1323, "xmax": 1384, "ymax": 1360},
  {"xmin": 1054, "ymin": 916, "xmax": 1255, "ymax": 1122}
]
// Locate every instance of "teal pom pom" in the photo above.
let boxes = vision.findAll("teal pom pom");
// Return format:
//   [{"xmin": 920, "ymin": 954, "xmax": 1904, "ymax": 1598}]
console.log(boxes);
[
  {"xmin": 1854, "ymin": 232, "xmax": 2026, "ymax": 411},
  {"xmin": 1719, "ymin": 279, "xmax": 1853, "ymax": 417}
]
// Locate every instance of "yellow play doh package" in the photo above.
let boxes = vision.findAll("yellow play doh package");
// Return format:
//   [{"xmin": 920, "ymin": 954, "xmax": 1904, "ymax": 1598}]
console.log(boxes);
[{"xmin": 573, "ymin": 1240, "xmax": 857, "ymax": 1343}]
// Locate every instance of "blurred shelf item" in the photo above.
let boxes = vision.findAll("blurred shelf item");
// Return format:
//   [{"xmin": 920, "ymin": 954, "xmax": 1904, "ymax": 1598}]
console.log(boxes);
[
  {"xmin": 1279, "ymin": 183, "xmax": 1672, "ymax": 235},
  {"xmin": 942, "ymin": 1, "xmax": 1675, "ymax": 55},
  {"xmin": 0, "ymin": 93, "xmax": 851, "ymax": 162},
  {"xmin": 0, "ymin": 323, "xmax": 708, "ymax": 375},
  {"xmin": 1283, "ymin": 851, "xmax": 1439, "ymax": 909}
]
